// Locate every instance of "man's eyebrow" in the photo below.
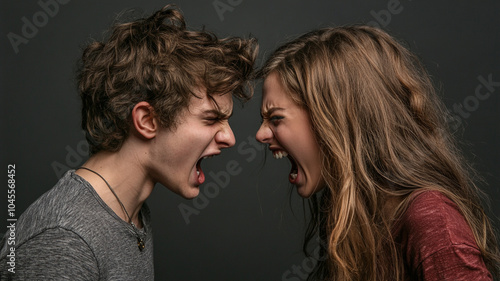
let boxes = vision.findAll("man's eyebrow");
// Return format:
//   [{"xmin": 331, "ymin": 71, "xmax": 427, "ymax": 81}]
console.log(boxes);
[
  {"xmin": 261, "ymin": 107, "xmax": 284, "ymax": 118},
  {"xmin": 202, "ymin": 109, "xmax": 233, "ymax": 119}
]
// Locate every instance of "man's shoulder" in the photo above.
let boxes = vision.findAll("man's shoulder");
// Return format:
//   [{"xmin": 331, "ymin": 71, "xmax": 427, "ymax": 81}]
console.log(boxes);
[
  {"xmin": 0, "ymin": 227, "xmax": 100, "ymax": 280},
  {"xmin": 17, "ymin": 170, "xmax": 93, "ymax": 224},
  {"xmin": 0, "ymin": 171, "xmax": 99, "ymax": 255}
]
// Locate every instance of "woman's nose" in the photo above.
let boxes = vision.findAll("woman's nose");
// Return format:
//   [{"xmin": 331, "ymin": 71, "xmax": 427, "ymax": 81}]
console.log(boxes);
[{"xmin": 256, "ymin": 123, "xmax": 273, "ymax": 144}]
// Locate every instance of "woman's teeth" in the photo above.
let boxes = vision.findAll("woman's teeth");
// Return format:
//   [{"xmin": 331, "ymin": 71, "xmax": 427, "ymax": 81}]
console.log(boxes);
[
  {"xmin": 272, "ymin": 150, "xmax": 298, "ymax": 182},
  {"xmin": 273, "ymin": 150, "xmax": 288, "ymax": 159}
]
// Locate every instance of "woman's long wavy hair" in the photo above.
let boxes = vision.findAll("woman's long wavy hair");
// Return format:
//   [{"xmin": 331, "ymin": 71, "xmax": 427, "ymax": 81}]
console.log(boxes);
[{"xmin": 259, "ymin": 25, "xmax": 499, "ymax": 280}]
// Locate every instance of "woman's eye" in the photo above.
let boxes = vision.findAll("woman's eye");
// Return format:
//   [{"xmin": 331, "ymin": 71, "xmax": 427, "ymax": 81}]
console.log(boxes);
[{"xmin": 269, "ymin": 116, "xmax": 284, "ymax": 124}]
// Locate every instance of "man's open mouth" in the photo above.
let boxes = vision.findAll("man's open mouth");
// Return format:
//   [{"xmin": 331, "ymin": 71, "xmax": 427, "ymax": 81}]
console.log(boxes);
[{"xmin": 195, "ymin": 153, "xmax": 218, "ymax": 184}]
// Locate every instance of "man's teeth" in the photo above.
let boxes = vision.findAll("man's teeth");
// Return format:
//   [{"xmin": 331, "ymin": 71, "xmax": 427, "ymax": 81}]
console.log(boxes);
[
  {"xmin": 273, "ymin": 151, "xmax": 288, "ymax": 159},
  {"xmin": 197, "ymin": 170, "xmax": 200, "ymax": 176},
  {"xmin": 203, "ymin": 155, "xmax": 215, "ymax": 159},
  {"xmin": 290, "ymin": 172, "xmax": 297, "ymax": 180}
]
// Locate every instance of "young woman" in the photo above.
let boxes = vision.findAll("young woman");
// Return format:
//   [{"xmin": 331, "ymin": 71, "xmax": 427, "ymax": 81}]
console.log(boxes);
[{"xmin": 256, "ymin": 25, "xmax": 499, "ymax": 280}]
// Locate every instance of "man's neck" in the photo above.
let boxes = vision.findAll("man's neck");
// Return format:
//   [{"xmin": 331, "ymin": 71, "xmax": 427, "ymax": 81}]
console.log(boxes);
[{"xmin": 75, "ymin": 150, "xmax": 154, "ymax": 228}]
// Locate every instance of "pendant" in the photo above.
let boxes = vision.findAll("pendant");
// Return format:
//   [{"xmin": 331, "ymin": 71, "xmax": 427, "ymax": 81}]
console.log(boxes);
[{"xmin": 137, "ymin": 237, "xmax": 145, "ymax": 251}]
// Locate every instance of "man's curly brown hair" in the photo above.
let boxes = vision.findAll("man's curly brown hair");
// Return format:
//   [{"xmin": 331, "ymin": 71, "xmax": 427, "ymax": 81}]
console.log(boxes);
[{"xmin": 77, "ymin": 5, "xmax": 257, "ymax": 155}]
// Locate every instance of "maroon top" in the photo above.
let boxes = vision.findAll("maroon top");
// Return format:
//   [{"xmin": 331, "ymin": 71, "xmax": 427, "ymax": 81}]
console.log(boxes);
[{"xmin": 393, "ymin": 190, "xmax": 492, "ymax": 281}]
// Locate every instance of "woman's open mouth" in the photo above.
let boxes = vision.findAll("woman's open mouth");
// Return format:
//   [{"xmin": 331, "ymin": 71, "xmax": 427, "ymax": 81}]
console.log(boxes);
[{"xmin": 272, "ymin": 150, "xmax": 299, "ymax": 184}]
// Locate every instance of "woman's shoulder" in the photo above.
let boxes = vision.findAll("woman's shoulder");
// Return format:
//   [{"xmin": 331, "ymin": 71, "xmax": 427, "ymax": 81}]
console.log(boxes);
[
  {"xmin": 395, "ymin": 190, "xmax": 479, "ymax": 268},
  {"xmin": 398, "ymin": 190, "xmax": 475, "ymax": 245},
  {"xmin": 394, "ymin": 189, "xmax": 491, "ymax": 279},
  {"xmin": 405, "ymin": 190, "xmax": 459, "ymax": 219}
]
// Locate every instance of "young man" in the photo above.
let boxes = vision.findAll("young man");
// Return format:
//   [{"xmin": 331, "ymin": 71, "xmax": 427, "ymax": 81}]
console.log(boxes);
[{"xmin": 0, "ymin": 5, "xmax": 256, "ymax": 280}]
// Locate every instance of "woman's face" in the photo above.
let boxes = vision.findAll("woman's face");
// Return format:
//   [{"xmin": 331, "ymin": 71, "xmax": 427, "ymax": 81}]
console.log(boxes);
[{"xmin": 256, "ymin": 72, "xmax": 324, "ymax": 198}]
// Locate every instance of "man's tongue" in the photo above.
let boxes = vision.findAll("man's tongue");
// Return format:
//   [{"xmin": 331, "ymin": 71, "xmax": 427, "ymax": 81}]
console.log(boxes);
[{"xmin": 196, "ymin": 159, "xmax": 205, "ymax": 184}]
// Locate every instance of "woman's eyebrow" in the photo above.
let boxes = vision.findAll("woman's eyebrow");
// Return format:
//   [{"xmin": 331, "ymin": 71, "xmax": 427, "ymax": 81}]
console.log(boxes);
[{"xmin": 261, "ymin": 107, "xmax": 285, "ymax": 118}]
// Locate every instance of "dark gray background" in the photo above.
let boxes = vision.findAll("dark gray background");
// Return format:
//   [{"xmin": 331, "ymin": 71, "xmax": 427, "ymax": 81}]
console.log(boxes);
[{"xmin": 1, "ymin": 1, "xmax": 499, "ymax": 280}]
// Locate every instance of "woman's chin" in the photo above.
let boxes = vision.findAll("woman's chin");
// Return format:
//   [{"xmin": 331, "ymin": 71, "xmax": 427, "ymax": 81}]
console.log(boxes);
[
  {"xmin": 296, "ymin": 184, "xmax": 315, "ymax": 198},
  {"xmin": 296, "ymin": 182, "xmax": 325, "ymax": 198}
]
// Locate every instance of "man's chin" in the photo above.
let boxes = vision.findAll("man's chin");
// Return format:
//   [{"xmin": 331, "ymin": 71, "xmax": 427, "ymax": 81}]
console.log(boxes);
[
  {"xmin": 180, "ymin": 185, "xmax": 201, "ymax": 199},
  {"xmin": 164, "ymin": 183, "xmax": 200, "ymax": 199}
]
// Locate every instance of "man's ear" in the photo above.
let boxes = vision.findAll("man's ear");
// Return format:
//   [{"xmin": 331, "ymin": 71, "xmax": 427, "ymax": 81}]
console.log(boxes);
[{"xmin": 131, "ymin": 101, "xmax": 157, "ymax": 140}]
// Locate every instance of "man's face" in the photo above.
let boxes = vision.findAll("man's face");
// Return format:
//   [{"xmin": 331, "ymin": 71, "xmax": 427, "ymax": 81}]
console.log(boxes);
[{"xmin": 147, "ymin": 89, "xmax": 235, "ymax": 198}]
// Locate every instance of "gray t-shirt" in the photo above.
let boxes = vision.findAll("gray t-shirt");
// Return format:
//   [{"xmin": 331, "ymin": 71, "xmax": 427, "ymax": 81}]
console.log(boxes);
[{"xmin": 0, "ymin": 170, "xmax": 154, "ymax": 280}]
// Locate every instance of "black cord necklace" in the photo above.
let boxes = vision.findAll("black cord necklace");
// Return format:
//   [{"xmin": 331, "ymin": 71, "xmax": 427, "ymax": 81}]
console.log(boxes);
[{"xmin": 78, "ymin": 167, "xmax": 145, "ymax": 251}]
